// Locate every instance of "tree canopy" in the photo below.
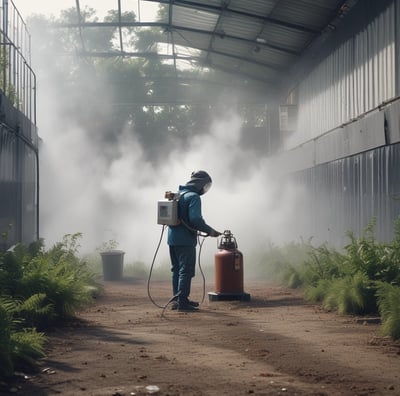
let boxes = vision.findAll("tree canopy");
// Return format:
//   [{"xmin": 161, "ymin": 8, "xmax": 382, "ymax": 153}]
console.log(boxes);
[{"xmin": 27, "ymin": 6, "xmax": 269, "ymax": 164}]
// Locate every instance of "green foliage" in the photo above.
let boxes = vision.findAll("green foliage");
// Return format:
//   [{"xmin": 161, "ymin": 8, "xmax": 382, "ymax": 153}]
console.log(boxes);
[
  {"xmin": 258, "ymin": 217, "xmax": 400, "ymax": 339},
  {"xmin": 376, "ymin": 282, "xmax": 400, "ymax": 340},
  {"xmin": 343, "ymin": 218, "xmax": 400, "ymax": 284},
  {"xmin": 321, "ymin": 272, "xmax": 375, "ymax": 315},
  {"xmin": 15, "ymin": 293, "xmax": 55, "ymax": 328},
  {"xmin": 0, "ymin": 233, "xmax": 99, "ymax": 377},
  {"xmin": 14, "ymin": 234, "xmax": 97, "ymax": 325},
  {"xmin": 9, "ymin": 329, "xmax": 46, "ymax": 372},
  {"xmin": 303, "ymin": 244, "xmax": 346, "ymax": 284},
  {"xmin": 0, "ymin": 299, "xmax": 46, "ymax": 376},
  {"xmin": 304, "ymin": 279, "xmax": 333, "ymax": 303},
  {"xmin": 0, "ymin": 301, "xmax": 14, "ymax": 376}
]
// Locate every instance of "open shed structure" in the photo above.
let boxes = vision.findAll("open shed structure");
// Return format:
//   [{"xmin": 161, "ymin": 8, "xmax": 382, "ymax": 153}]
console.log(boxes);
[{"xmin": 1, "ymin": 0, "xmax": 400, "ymax": 247}]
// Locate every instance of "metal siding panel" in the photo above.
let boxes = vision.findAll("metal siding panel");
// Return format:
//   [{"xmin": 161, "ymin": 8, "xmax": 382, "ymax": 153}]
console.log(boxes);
[
  {"xmin": 292, "ymin": 143, "xmax": 400, "ymax": 247},
  {"xmin": 385, "ymin": 100, "xmax": 400, "ymax": 144},
  {"xmin": 293, "ymin": 2, "xmax": 396, "ymax": 151},
  {"xmin": 347, "ymin": 111, "xmax": 386, "ymax": 155},
  {"xmin": 0, "ymin": 128, "xmax": 17, "ymax": 181},
  {"xmin": 277, "ymin": 141, "xmax": 315, "ymax": 172},
  {"xmin": 0, "ymin": 126, "xmax": 18, "ymax": 246},
  {"xmin": 315, "ymin": 127, "xmax": 349, "ymax": 164},
  {"xmin": 20, "ymin": 144, "xmax": 37, "ymax": 245},
  {"xmin": 397, "ymin": 0, "xmax": 400, "ymax": 95}
]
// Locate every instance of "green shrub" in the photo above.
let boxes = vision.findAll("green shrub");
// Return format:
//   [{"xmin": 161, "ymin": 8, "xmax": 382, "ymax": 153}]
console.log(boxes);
[
  {"xmin": 344, "ymin": 218, "xmax": 400, "ymax": 284},
  {"xmin": 303, "ymin": 244, "xmax": 346, "ymax": 284},
  {"xmin": 376, "ymin": 282, "xmax": 400, "ymax": 340}
]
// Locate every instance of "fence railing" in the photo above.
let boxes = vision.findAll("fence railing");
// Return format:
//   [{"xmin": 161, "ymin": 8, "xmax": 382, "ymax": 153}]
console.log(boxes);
[{"xmin": 0, "ymin": 0, "xmax": 36, "ymax": 124}]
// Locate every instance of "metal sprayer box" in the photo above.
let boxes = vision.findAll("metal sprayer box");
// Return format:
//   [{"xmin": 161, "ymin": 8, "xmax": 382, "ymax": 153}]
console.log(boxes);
[{"xmin": 157, "ymin": 199, "xmax": 179, "ymax": 226}]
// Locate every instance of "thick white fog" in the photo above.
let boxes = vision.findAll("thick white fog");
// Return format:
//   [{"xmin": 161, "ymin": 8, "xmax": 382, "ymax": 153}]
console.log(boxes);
[
  {"xmin": 31, "ymin": 18, "xmax": 307, "ymax": 271},
  {"xmin": 39, "ymin": 109, "xmax": 305, "ymax": 268}
]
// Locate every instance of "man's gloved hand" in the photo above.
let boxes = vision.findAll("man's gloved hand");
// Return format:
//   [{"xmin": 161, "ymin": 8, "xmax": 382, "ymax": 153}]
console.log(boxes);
[{"xmin": 209, "ymin": 230, "xmax": 222, "ymax": 237}]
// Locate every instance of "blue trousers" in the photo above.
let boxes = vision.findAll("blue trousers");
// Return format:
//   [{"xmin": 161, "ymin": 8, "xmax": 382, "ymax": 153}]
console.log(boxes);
[{"xmin": 169, "ymin": 245, "xmax": 196, "ymax": 302}]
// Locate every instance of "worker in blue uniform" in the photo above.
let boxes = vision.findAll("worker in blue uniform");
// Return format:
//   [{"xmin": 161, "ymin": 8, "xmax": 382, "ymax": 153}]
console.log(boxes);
[{"xmin": 168, "ymin": 170, "xmax": 221, "ymax": 311}]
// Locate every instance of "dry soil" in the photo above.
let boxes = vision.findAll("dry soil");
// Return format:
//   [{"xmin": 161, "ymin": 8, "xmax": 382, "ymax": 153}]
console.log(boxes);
[{"xmin": 2, "ymin": 278, "xmax": 400, "ymax": 396}]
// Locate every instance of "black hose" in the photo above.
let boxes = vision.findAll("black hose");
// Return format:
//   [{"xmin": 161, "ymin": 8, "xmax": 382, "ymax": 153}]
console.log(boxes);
[{"xmin": 147, "ymin": 224, "xmax": 167, "ymax": 309}]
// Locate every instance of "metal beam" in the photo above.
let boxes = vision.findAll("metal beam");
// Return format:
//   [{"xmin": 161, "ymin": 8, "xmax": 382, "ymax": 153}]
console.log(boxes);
[
  {"xmin": 117, "ymin": 0, "xmax": 124, "ymax": 53},
  {"xmin": 75, "ymin": 0, "xmax": 86, "ymax": 52},
  {"xmin": 76, "ymin": 45, "xmax": 283, "ymax": 73}
]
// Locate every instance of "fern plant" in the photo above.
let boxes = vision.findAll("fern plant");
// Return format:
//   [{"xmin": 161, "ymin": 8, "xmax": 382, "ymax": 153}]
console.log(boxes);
[
  {"xmin": 0, "ymin": 299, "xmax": 45, "ymax": 377},
  {"xmin": 15, "ymin": 235, "xmax": 97, "ymax": 325},
  {"xmin": 0, "ymin": 233, "xmax": 99, "ymax": 377},
  {"xmin": 9, "ymin": 329, "xmax": 46, "ymax": 372}
]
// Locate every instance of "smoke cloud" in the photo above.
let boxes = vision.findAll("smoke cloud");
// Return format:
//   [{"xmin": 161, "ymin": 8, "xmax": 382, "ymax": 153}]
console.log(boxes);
[
  {"xmin": 39, "ymin": 107, "xmax": 305, "ymax": 268},
  {"xmin": 31, "ymin": 20, "xmax": 306, "ymax": 273}
]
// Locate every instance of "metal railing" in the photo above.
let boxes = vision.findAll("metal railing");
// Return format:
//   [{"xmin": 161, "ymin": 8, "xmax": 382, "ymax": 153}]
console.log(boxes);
[{"xmin": 0, "ymin": 0, "xmax": 36, "ymax": 124}]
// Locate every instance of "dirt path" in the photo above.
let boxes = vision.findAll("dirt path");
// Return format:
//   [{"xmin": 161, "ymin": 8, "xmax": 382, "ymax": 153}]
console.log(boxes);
[{"xmin": 4, "ymin": 279, "xmax": 400, "ymax": 395}]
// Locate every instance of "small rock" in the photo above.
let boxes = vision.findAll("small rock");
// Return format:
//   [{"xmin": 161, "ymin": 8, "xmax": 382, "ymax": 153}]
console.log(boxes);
[{"xmin": 145, "ymin": 385, "xmax": 160, "ymax": 394}]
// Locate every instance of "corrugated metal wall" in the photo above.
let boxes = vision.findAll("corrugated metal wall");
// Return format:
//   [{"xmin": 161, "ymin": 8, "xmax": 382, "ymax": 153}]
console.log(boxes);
[
  {"xmin": 285, "ymin": 0, "xmax": 398, "ymax": 149},
  {"xmin": 293, "ymin": 142, "xmax": 400, "ymax": 246},
  {"xmin": 274, "ymin": 0, "xmax": 400, "ymax": 246},
  {"xmin": 0, "ymin": 0, "xmax": 37, "ymax": 249},
  {"xmin": 0, "ymin": 121, "xmax": 38, "ymax": 248}
]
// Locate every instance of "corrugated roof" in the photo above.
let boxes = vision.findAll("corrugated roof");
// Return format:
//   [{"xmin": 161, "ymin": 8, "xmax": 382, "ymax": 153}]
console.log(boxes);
[
  {"xmin": 69, "ymin": 0, "xmax": 359, "ymax": 99},
  {"xmin": 159, "ymin": 0, "xmax": 357, "ymax": 87}
]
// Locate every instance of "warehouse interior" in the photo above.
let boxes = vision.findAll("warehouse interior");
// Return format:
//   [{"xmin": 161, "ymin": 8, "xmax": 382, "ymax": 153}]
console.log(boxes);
[{"xmin": 1, "ymin": 0, "xmax": 400, "ymax": 248}]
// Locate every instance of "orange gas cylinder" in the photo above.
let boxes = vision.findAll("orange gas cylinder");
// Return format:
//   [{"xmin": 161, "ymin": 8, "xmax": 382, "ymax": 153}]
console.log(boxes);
[{"xmin": 209, "ymin": 230, "xmax": 250, "ymax": 302}]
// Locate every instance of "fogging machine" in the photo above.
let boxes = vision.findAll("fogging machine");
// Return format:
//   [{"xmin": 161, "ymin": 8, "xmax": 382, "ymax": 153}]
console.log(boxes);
[{"xmin": 157, "ymin": 191, "xmax": 182, "ymax": 226}]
